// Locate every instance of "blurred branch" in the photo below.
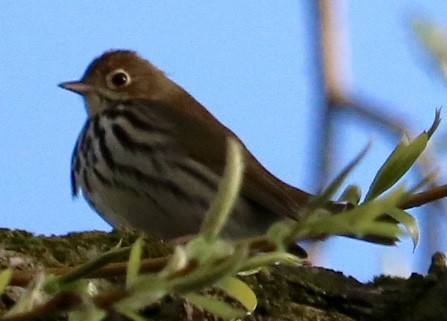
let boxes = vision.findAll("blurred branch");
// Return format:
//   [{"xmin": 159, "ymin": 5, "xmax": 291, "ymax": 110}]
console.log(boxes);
[{"xmin": 312, "ymin": 0, "xmax": 446, "ymax": 264}]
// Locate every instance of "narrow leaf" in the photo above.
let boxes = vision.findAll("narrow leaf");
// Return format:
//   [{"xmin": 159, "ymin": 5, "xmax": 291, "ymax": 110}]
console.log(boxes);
[
  {"xmin": 413, "ymin": 20, "xmax": 447, "ymax": 77},
  {"xmin": 5, "ymin": 273, "xmax": 47, "ymax": 317},
  {"xmin": 170, "ymin": 243, "xmax": 248, "ymax": 293},
  {"xmin": 338, "ymin": 185, "xmax": 362, "ymax": 205},
  {"xmin": 293, "ymin": 188, "xmax": 406, "ymax": 242},
  {"xmin": 310, "ymin": 143, "xmax": 370, "ymax": 208},
  {"xmin": 215, "ymin": 276, "xmax": 257, "ymax": 313},
  {"xmin": 388, "ymin": 208, "xmax": 419, "ymax": 250},
  {"xmin": 201, "ymin": 137, "xmax": 245, "ymax": 242},
  {"xmin": 239, "ymin": 252, "xmax": 302, "ymax": 272},
  {"xmin": 0, "ymin": 269, "xmax": 12, "ymax": 295},
  {"xmin": 68, "ymin": 301, "xmax": 106, "ymax": 321},
  {"xmin": 126, "ymin": 237, "xmax": 143, "ymax": 288},
  {"xmin": 185, "ymin": 293, "xmax": 247, "ymax": 319},
  {"xmin": 365, "ymin": 111, "xmax": 440, "ymax": 201}
]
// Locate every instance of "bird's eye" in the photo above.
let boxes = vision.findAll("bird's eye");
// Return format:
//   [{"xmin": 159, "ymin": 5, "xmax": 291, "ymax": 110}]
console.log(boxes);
[{"xmin": 106, "ymin": 69, "xmax": 131, "ymax": 89}]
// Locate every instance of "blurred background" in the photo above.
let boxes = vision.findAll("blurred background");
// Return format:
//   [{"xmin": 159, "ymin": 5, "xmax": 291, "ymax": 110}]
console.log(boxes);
[{"xmin": 1, "ymin": 1, "xmax": 447, "ymax": 281}]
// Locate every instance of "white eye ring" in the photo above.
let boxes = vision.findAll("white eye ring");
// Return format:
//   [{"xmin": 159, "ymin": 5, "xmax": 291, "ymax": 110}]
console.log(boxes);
[{"xmin": 106, "ymin": 69, "xmax": 132, "ymax": 89}]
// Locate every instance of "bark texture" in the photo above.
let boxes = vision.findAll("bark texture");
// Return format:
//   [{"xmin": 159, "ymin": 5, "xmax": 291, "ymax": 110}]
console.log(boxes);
[{"xmin": 0, "ymin": 229, "xmax": 445, "ymax": 321}]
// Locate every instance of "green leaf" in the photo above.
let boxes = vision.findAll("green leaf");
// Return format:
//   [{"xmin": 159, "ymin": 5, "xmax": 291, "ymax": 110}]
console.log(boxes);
[
  {"xmin": 5, "ymin": 273, "xmax": 47, "ymax": 317},
  {"xmin": 365, "ymin": 110, "xmax": 440, "ymax": 201},
  {"xmin": 310, "ymin": 143, "xmax": 370, "ymax": 208},
  {"xmin": 239, "ymin": 252, "xmax": 302, "ymax": 273},
  {"xmin": 170, "ymin": 243, "xmax": 248, "ymax": 293},
  {"xmin": 292, "ymin": 188, "xmax": 406, "ymax": 242},
  {"xmin": 115, "ymin": 275, "xmax": 166, "ymax": 311},
  {"xmin": 185, "ymin": 237, "xmax": 234, "ymax": 266},
  {"xmin": 413, "ymin": 19, "xmax": 447, "ymax": 56},
  {"xmin": 215, "ymin": 276, "xmax": 257, "ymax": 313},
  {"xmin": 267, "ymin": 220, "xmax": 294, "ymax": 251},
  {"xmin": 338, "ymin": 185, "xmax": 362, "ymax": 205},
  {"xmin": 0, "ymin": 269, "xmax": 12, "ymax": 295},
  {"xmin": 57, "ymin": 278, "xmax": 93, "ymax": 296},
  {"xmin": 200, "ymin": 137, "xmax": 245, "ymax": 242},
  {"xmin": 68, "ymin": 301, "xmax": 106, "ymax": 321},
  {"xmin": 413, "ymin": 19, "xmax": 447, "ymax": 76},
  {"xmin": 158, "ymin": 245, "xmax": 188, "ymax": 278},
  {"xmin": 57, "ymin": 246, "xmax": 130, "ymax": 285},
  {"xmin": 387, "ymin": 208, "xmax": 419, "ymax": 250},
  {"xmin": 184, "ymin": 293, "xmax": 247, "ymax": 320},
  {"xmin": 126, "ymin": 237, "xmax": 143, "ymax": 289}
]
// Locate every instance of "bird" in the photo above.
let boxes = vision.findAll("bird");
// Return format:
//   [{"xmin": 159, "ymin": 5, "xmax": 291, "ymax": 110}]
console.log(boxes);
[{"xmin": 59, "ymin": 50, "xmax": 343, "ymax": 241}]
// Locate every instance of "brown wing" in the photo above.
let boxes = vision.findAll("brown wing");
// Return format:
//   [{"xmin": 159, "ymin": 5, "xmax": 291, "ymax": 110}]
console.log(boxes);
[
  {"xmin": 138, "ymin": 94, "xmax": 312, "ymax": 220},
  {"xmin": 135, "ymin": 95, "xmax": 397, "ymax": 245}
]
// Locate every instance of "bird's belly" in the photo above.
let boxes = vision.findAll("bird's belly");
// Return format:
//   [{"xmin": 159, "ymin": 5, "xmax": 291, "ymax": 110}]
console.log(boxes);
[
  {"xmin": 74, "ymin": 114, "xmax": 279, "ymax": 239},
  {"xmin": 88, "ymin": 188, "xmax": 205, "ymax": 238},
  {"xmin": 80, "ymin": 163, "xmax": 278, "ymax": 240},
  {"xmin": 83, "ymin": 165, "xmax": 212, "ymax": 239}
]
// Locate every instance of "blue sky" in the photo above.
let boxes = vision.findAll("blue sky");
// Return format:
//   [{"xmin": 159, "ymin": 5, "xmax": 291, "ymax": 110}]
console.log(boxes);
[{"xmin": 2, "ymin": 1, "xmax": 447, "ymax": 281}]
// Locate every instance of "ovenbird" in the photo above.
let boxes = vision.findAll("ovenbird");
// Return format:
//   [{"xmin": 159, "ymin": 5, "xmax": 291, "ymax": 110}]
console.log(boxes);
[{"xmin": 60, "ymin": 50, "xmax": 339, "ymax": 240}]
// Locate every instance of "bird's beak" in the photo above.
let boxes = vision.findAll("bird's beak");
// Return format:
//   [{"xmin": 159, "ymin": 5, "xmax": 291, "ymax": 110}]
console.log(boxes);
[{"xmin": 58, "ymin": 81, "xmax": 93, "ymax": 96}]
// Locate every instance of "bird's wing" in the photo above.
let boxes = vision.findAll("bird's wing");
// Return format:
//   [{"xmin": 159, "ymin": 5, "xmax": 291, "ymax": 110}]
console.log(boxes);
[{"xmin": 138, "ymin": 97, "xmax": 312, "ymax": 220}]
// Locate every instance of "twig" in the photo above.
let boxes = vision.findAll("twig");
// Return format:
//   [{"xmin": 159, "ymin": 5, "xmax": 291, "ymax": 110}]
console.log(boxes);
[
  {"xmin": 399, "ymin": 184, "xmax": 447, "ymax": 209},
  {"xmin": 0, "ymin": 291, "xmax": 83, "ymax": 321}
]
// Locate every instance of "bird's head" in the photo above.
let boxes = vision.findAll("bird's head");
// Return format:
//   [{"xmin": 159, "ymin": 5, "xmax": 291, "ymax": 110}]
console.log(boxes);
[{"xmin": 59, "ymin": 50, "xmax": 178, "ymax": 116}]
